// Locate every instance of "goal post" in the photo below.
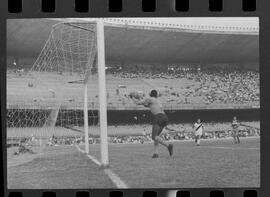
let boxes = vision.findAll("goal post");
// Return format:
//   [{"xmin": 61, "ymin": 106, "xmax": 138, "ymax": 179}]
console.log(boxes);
[
  {"xmin": 79, "ymin": 19, "xmax": 109, "ymax": 166},
  {"xmin": 84, "ymin": 82, "xmax": 89, "ymax": 154},
  {"xmin": 97, "ymin": 19, "xmax": 109, "ymax": 167},
  {"xmin": 81, "ymin": 19, "xmax": 109, "ymax": 166}
]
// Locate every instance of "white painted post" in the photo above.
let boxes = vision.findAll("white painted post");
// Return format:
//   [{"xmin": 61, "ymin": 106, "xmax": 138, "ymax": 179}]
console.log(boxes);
[
  {"xmin": 97, "ymin": 19, "xmax": 109, "ymax": 167},
  {"xmin": 84, "ymin": 83, "xmax": 89, "ymax": 154}
]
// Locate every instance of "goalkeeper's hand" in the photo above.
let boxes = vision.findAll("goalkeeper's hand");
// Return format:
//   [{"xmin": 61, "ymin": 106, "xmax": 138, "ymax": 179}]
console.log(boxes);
[{"xmin": 129, "ymin": 92, "xmax": 136, "ymax": 99}]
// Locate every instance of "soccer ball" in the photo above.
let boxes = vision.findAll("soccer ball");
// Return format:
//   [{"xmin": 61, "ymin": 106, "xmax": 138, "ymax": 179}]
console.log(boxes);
[{"xmin": 129, "ymin": 91, "xmax": 144, "ymax": 99}]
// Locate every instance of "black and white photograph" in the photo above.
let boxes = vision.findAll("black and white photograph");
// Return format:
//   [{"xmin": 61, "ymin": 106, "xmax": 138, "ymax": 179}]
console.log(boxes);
[{"xmin": 6, "ymin": 17, "xmax": 259, "ymax": 189}]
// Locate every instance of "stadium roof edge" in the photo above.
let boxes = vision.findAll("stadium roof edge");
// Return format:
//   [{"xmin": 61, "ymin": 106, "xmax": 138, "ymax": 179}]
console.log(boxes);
[
  {"xmin": 50, "ymin": 18, "xmax": 259, "ymax": 36},
  {"xmin": 7, "ymin": 19, "xmax": 259, "ymax": 65}
]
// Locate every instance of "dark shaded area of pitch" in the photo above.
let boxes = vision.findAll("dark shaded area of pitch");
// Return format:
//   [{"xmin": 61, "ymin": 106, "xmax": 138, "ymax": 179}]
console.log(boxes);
[{"xmin": 7, "ymin": 145, "xmax": 115, "ymax": 189}]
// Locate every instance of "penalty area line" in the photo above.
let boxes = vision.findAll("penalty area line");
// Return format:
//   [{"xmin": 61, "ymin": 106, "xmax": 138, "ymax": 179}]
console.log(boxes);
[{"xmin": 75, "ymin": 144, "xmax": 129, "ymax": 188}]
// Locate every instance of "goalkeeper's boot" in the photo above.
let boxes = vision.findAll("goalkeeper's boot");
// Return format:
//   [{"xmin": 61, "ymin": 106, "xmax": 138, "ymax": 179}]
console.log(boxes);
[
  {"xmin": 152, "ymin": 153, "xmax": 159, "ymax": 158},
  {"xmin": 168, "ymin": 144, "xmax": 174, "ymax": 156}
]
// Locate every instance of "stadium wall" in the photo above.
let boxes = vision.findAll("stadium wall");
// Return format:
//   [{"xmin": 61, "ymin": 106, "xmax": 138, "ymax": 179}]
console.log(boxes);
[
  {"xmin": 7, "ymin": 56, "xmax": 35, "ymax": 69},
  {"xmin": 6, "ymin": 108, "xmax": 259, "ymax": 127},
  {"xmin": 107, "ymin": 109, "xmax": 259, "ymax": 125},
  {"xmin": 241, "ymin": 62, "xmax": 260, "ymax": 71},
  {"xmin": 7, "ymin": 56, "xmax": 260, "ymax": 71},
  {"xmin": 201, "ymin": 62, "xmax": 259, "ymax": 71}
]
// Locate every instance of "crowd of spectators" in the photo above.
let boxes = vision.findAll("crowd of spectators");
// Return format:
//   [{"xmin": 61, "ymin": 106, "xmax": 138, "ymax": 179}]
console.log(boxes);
[
  {"xmin": 107, "ymin": 65, "xmax": 259, "ymax": 105},
  {"xmin": 7, "ymin": 126, "xmax": 260, "ymax": 149},
  {"xmin": 8, "ymin": 63, "xmax": 259, "ymax": 107},
  {"xmin": 186, "ymin": 69, "xmax": 259, "ymax": 104},
  {"xmin": 106, "ymin": 127, "xmax": 259, "ymax": 144}
]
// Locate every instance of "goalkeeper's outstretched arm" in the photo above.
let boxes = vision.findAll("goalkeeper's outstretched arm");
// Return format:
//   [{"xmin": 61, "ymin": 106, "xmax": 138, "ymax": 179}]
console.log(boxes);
[{"xmin": 165, "ymin": 126, "xmax": 175, "ymax": 132}]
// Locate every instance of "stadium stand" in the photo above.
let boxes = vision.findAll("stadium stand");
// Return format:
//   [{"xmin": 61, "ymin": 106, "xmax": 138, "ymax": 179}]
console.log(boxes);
[{"xmin": 7, "ymin": 64, "xmax": 259, "ymax": 110}]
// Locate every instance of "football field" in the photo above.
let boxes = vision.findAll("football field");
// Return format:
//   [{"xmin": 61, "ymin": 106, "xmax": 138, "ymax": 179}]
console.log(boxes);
[{"xmin": 7, "ymin": 137, "xmax": 259, "ymax": 189}]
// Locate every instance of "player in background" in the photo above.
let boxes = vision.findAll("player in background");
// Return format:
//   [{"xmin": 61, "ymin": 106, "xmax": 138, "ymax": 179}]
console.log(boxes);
[
  {"xmin": 232, "ymin": 116, "xmax": 240, "ymax": 144},
  {"xmin": 193, "ymin": 118, "xmax": 204, "ymax": 146},
  {"xmin": 130, "ymin": 90, "xmax": 173, "ymax": 158}
]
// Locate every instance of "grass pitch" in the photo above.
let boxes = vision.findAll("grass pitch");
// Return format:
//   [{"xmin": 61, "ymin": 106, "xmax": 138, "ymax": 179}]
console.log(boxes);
[
  {"xmin": 7, "ymin": 145, "xmax": 114, "ymax": 189},
  {"xmin": 7, "ymin": 137, "xmax": 259, "ymax": 189}
]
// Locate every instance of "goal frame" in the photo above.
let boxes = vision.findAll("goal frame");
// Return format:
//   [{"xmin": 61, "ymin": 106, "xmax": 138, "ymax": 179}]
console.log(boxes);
[{"xmin": 28, "ymin": 19, "xmax": 109, "ymax": 167}]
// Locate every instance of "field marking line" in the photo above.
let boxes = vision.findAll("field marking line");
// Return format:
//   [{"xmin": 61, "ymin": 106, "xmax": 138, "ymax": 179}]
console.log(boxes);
[
  {"xmin": 75, "ymin": 144, "xmax": 101, "ymax": 166},
  {"xmin": 197, "ymin": 146, "xmax": 259, "ymax": 150},
  {"xmin": 104, "ymin": 169, "xmax": 129, "ymax": 188},
  {"xmin": 75, "ymin": 144, "xmax": 129, "ymax": 188}
]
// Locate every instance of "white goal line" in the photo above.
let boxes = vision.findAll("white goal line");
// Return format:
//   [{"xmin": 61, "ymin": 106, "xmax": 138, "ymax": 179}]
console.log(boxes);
[
  {"xmin": 75, "ymin": 144, "xmax": 129, "ymax": 188},
  {"xmin": 76, "ymin": 144, "xmax": 101, "ymax": 166}
]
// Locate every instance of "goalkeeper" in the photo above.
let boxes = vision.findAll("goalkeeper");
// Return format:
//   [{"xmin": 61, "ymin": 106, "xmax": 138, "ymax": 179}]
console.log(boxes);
[{"xmin": 129, "ymin": 89, "xmax": 173, "ymax": 158}]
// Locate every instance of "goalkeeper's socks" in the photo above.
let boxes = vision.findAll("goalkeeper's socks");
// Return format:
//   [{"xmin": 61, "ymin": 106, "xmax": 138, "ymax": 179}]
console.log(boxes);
[{"xmin": 168, "ymin": 144, "xmax": 173, "ymax": 156}]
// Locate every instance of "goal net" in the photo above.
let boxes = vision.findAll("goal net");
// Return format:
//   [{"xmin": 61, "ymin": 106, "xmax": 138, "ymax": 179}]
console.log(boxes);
[{"xmin": 7, "ymin": 22, "xmax": 101, "ymax": 152}]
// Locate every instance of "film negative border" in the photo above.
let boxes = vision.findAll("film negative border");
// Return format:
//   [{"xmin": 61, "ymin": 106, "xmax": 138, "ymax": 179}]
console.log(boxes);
[
  {"xmin": 7, "ymin": 0, "xmax": 257, "ymax": 13},
  {"xmin": 3, "ymin": 0, "xmax": 260, "ymax": 16},
  {"xmin": 6, "ymin": 189, "xmax": 260, "ymax": 197},
  {"xmin": 1, "ymin": 0, "xmax": 269, "ymax": 197}
]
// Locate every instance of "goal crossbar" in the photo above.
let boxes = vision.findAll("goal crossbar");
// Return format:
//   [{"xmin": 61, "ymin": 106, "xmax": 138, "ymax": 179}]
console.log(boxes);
[{"xmin": 63, "ymin": 22, "xmax": 96, "ymax": 33}]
